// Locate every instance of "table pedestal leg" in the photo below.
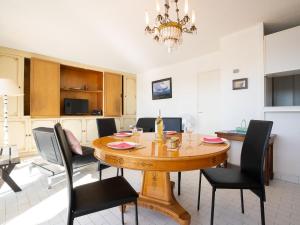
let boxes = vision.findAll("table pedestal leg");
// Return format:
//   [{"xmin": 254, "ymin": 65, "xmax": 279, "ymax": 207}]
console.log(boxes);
[{"xmin": 139, "ymin": 171, "xmax": 191, "ymax": 225}]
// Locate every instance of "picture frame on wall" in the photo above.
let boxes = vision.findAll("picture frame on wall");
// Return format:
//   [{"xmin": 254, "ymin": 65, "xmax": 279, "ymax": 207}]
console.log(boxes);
[
  {"xmin": 232, "ymin": 78, "xmax": 248, "ymax": 90},
  {"xmin": 152, "ymin": 78, "xmax": 172, "ymax": 100}
]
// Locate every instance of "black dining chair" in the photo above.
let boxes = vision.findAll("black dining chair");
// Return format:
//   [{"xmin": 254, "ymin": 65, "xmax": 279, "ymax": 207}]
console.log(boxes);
[
  {"xmin": 162, "ymin": 117, "xmax": 183, "ymax": 132},
  {"xmin": 32, "ymin": 127, "xmax": 102, "ymax": 189},
  {"xmin": 136, "ymin": 118, "xmax": 156, "ymax": 132},
  {"xmin": 96, "ymin": 118, "xmax": 124, "ymax": 178},
  {"xmin": 161, "ymin": 117, "xmax": 184, "ymax": 196},
  {"xmin": 54, "ymin": 123, "xmax": 139, "ymax": 225},
  {"xmin": 197, "ymin": 120, "xmax": 273, "ymax": 225}
]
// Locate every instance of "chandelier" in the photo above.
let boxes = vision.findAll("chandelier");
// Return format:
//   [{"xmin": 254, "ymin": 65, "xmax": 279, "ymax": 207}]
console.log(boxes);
[{"xmin": 145, "ymin": 0, "xmax": 197, "ymax": 52}]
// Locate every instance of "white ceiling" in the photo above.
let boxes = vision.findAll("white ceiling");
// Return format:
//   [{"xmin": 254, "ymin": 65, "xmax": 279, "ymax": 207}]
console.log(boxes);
[{"xmin": 1, "ymin": 0, "xmax": 300, "ymax": 74}]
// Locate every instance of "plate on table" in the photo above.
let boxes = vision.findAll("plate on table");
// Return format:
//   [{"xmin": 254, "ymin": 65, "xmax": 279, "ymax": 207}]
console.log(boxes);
[
  {"xmin": 107, "ymin": 141, "xmax": 137, "ymax": 150},
  {"xmin": 202, "ymin": 137, "xmax": 226, "ymax": 144},
  {"xmin": 165, "ymin": 131, "xmax": 177, "ymax": 135},
  {"xmin": 113, "ymin": 132, "xmax": 132, "ymax": 137}
]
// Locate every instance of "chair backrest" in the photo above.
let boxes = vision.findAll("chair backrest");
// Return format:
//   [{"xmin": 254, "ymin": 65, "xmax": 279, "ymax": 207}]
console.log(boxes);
[
  {"xmin": 136, "ymin": 118, "xmax": 156, "ymax": 132},
  {"xmin": 96, "ymin": 118, "xmax": 117, "ymax": 137},
  {"xmin": 162, "ymin": 117, "xmax": 182, "ymax": 132},
  {"xmin": 32, "ymin": 127, "xmax": 64, "ymax": 166},
  {"xmin": 240, "ymin": 120, "xmax": 273, "ymax": 198},
  {"xmin": 54, "ymin": 123, "xmax": 74, "ymax": 194}
]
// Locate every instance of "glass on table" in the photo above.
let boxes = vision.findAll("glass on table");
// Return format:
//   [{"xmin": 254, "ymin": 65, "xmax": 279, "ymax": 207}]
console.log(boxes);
[
  {"xmin": 129, "ymin": 124, "xmax": 137, "ymax": 134},
  {"xmin": 185, "ymin": 124, "xmax": 194, "ymax": 141},
  {"xmin": 136, "ymin": 127, "xmax": 143, "ymax": 135}
]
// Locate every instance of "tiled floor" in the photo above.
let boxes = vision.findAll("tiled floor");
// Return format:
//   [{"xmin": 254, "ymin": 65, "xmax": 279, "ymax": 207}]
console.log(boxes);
[{"xmin": 1, "ymin": 158, "xmax": 300, "ymax": 225}]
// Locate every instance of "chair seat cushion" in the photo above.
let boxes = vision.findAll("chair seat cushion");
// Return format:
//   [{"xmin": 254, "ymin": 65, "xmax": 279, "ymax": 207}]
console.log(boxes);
[
  {"xmin": 72, "ymin": 146, "xmax": 98, "ymax": 169},
  {"xmin": 72, "ymin": 146, "xmax": 111, "ymax": 170},
  {"xmin": 202, "ymin": 168, "xmax": 261, "ymax": 189},
  {"xmin": 73, "ymin": 176, "xmax": 138, "ymax": 217},
  {"xmin": 81, "ymin": 146, "xmax": 94, "ymax": 156}
]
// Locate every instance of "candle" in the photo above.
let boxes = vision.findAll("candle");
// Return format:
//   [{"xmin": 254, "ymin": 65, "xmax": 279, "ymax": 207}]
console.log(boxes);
[
  {"xmin": 156, "ymin": 0, "xmax": 160, "ymax": 13},
  {"xmin": 184, "ymin": 0, "xmax": 189, "ymax": 15},
  {"xmin": 145, "ymin": 11, "xmax": 149, "ymax": 25},
  {"xmin": 191, "ymin": 10, "xmax": 196, "ymax": 24}
]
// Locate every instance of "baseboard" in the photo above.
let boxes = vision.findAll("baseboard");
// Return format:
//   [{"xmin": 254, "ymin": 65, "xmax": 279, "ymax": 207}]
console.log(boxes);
[{"xmin": 274, "ymin": 173, "xmax": 300, "ymax": 184}]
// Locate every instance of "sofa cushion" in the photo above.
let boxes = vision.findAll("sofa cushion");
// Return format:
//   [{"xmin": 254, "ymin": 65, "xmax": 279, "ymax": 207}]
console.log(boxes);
[{"xmin": 64, "ymin": 129, "xmax": 82, "ymax": 155}]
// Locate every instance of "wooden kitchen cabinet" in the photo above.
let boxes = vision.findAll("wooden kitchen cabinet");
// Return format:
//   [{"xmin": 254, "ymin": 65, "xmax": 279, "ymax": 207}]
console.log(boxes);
[
  {"xmin": 0, "ymin": 53, "xmax": 24, "ymax": 117},
  {"xmin": 30, "ymin": 58, "xmax": 60, "ymax": 117},
  {"xmin": 123, "ymin": 76, "xmax": 136, "ymax": 115},
  {"xmin": 103, "ymin": 72, "xmax": 122, "ymax": 117}
]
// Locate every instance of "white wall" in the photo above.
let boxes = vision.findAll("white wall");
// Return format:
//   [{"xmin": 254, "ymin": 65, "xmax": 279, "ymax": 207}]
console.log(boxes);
[
  {"xmin": 137, "ymin": 23, "xmax": 300, "ymax": 184},
  {"xmin": 265, "ymin": 112, "xmax": 300, "ymax": 183},
  {"xmin": 138, "ymin": 24, "xmax": 265, "ymax": 164},
  {"xmin": 220, "ymin": 24, "xmax": 265, "ymax": 128},
  {"xmin": 265, "ymin": 25, "xmax": 300, "ymax": 74},
  {"xmin": 137, "ymin": 52, "xmax": 220, "ymax": 126},
  {"xmin": 219, "ymin": 24, "xmax": 265, "ymax": 164}
]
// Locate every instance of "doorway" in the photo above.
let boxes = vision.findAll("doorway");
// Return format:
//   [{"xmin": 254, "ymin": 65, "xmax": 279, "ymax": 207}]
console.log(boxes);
[{"xmin": 197, "ymin": 70, "xmax": 221, "ymax": 135}]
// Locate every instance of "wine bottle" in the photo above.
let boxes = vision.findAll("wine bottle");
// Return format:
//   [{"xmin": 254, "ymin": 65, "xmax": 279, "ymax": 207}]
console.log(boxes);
[{"xmin": 155, "ymin": 110, "xmax": 164, "ymax": 142}]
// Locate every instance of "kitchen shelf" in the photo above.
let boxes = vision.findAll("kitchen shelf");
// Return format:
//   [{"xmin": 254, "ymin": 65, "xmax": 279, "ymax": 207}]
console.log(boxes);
[{"xmin": 60, "ymin": 88, "xmax": 103, "ymax": 93}]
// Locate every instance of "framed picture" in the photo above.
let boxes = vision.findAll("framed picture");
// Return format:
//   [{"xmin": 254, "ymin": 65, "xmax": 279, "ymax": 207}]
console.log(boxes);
[
  {"xmin": 232, "ymin": 78, "xmax": 248, "ymax": 90},
  {"xmin": 152, "ymin": 78, "xmax": 172, "ymax": 100}
]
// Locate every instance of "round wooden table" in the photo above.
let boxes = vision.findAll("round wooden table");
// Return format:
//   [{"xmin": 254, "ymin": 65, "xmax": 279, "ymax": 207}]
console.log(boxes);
[{"xmin": 93, "ymin": 133, "xmax": 230, "ymax": 225}]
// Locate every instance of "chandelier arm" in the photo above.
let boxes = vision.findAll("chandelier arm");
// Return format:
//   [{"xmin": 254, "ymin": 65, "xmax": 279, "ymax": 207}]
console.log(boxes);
[
  {"xmin": 145, "ymin": 25, "xmax": 161, "ymax": 34},
  {"xmin": 180, "ymin": 15, "xmax": 190, "ymax": 26},
  {"xmin": 157, "ymin": 14, "xmax": 163, "ymax": 24},
  {"xmin": 180, "ymin": 19, "xmax": 187, "ymax": 26},
  {"xmin": 182, "ymin": 27, "xmax": 192, "ymax": 33},
  {"xmin": 153, "ymin": 27, "xmax": 160, "ymax": 32}
]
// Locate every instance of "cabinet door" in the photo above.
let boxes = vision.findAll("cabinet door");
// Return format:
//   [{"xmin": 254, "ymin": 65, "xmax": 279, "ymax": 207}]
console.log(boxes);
[
  {"xmin": 0, "ymin": 120, "xmax": 27, "ymax": 154},
  {"xmin": 30, "ymin": 58, "xmax": 60, "ymax": 117},
  {"xmin": 265, "ymin": 27, "xmax": 300, "ymax": 74},
  {"xmin": 60, "ymin": 119, "xmax": 84, "ymax": 143},
  {"xmin": 0, "ymin": 53, "xmax": 24, "ymax": 117},
  {"xmin": 124, "ymin": 77, "xmax": 136, "ymax": 115},
  {"xmin": 30, "ymin": 119, "xmax": 58, "ymax": 151},
  {"xmin": 85, "ymin": 119, "xmax": 98, "ymax": 145},
  {"xmin": 104, "ymin": 73, "xmax": 122, "ymax": 116}
]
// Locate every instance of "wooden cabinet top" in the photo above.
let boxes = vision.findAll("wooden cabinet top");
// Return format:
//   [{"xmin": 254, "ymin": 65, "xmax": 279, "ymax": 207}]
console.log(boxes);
[{"xmin": 215, "ymin": 131, "xmax": 276, "ymax": 144}]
